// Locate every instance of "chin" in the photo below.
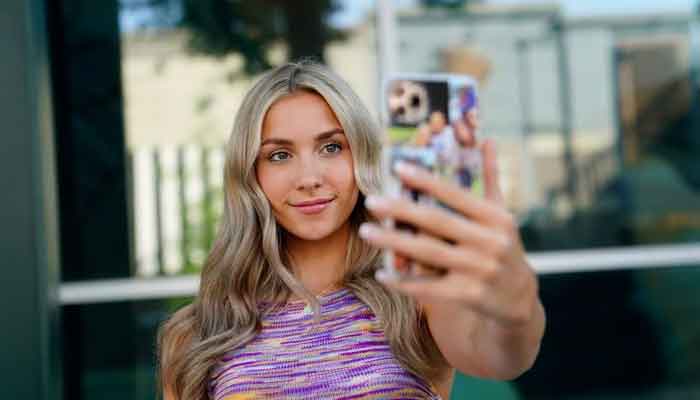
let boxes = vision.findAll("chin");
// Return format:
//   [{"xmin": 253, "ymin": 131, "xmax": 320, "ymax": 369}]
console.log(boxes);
[{"xmin": 289, "ymin": 225, "xmax": 338, "ymax": 241}]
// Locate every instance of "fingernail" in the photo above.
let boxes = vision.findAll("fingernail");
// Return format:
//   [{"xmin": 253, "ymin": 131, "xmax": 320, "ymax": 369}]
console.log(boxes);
[
  {"xmin": 358, "ymin": 223, "xmax": 380, "ymax": 239},
  {"xmin": 394, "ymin": 161, "xmax": 417, "ymax": 177},
  {"xmin": 364, "ymin": 195, "xmax": 388, "ymax": 210}
]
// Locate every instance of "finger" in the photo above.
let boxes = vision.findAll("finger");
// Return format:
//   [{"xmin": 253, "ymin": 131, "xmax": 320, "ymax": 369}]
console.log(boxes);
[
  {"xmin": 365, "ymin": 194, "xmax": 510, "ymax": 253},
  {"xmin": 480, "ymin": 138, "xmax": 505, "ymax": 206},
  {"xmin": 377, "ymin": 270, "xmax": 486, "ymax": 308},
  {"xmin": 411, "ymin": 262, "xmax": 446, "ymax": 279},
  {"xmin": 409, "ymin": 231, "xmax": 449, "ymax": 279},
  {"xmin": 467, "ymin": 109, "xmax": 480, "ymax": 131},
  {"xmin": 393, "ymin": 161, "xmax": 511, "ymax": 227},
  {"xmin": 359, "ymin": 222, "xmax": 497, "ymax": 276}
]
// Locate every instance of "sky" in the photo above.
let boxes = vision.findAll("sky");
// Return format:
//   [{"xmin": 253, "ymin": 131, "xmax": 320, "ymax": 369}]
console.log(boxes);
[{"xmin": 330, "ymin": 0, "xmax": 700, "ymax": 28}]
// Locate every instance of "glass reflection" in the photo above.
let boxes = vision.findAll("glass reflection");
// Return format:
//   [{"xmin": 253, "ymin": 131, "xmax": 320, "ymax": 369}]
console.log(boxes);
[
  {"xmin": 395, "ymin": 2, "xmax": 700, "ymax": 251},
  {"xmin": 119, "ymin": 0, "xmax": 378, "ymax": 278},
  {"xmin": 62, "ymin": 298, "xmax": 191, "ymax": 400},
  {"xmin": 395, "ymin": 2, "xmax": 700, "ymax": 399},
  {"xmin": 48, "ymin": 1, "xmax": 700, "ymax": 399}
]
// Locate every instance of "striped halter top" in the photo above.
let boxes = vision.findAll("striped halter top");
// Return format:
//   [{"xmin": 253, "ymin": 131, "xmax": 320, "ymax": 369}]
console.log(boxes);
[{"xmin": 208, "ymin": 287, "xmax": 442, "ymax": 399}]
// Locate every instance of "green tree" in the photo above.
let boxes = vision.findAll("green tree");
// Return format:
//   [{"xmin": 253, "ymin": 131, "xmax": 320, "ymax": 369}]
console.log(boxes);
[{"xmin": 180, "ymin": 0, "xmax": 345, "ymax": 75}]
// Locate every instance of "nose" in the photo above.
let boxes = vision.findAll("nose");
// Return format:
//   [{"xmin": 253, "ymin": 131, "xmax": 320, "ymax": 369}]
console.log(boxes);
[{"xmin": 295, "ymin": 156, "xmax": 323, "ymax": 192}]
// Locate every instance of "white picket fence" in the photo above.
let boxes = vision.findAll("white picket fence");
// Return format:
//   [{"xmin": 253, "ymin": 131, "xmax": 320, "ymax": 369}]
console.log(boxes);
[{"xmin": 129, "ymin": 145, "xmax": 226, "ymax": 277}]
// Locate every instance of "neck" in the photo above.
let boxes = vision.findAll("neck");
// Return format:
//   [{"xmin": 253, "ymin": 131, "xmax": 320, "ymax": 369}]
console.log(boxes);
[{"xmin": 285, "ymin": 222, "xmax": 351, "ymax": 295}]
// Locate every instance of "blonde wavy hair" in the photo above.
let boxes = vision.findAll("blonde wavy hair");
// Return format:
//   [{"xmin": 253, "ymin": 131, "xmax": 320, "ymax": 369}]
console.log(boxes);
[{"xmin": 158, "ymin": 60, "xmax": 449, "ymax": 400}]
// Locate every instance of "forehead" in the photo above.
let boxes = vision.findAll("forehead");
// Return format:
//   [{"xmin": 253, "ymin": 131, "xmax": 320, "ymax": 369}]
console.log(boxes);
[{"xmin": 261, "ymin": 90, "xmax": 342, "ymax": 141}]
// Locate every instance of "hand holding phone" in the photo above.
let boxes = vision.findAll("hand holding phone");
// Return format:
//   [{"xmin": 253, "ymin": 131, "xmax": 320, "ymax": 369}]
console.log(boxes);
[{"xmin": 360, "ymin": 80, "xmax": 542, "ymax": 341}]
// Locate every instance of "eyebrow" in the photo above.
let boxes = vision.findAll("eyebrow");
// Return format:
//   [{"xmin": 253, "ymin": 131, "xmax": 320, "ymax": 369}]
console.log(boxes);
[{"xmin": 260, "ymin": 128, "xmax": 345, "ymax": 147}]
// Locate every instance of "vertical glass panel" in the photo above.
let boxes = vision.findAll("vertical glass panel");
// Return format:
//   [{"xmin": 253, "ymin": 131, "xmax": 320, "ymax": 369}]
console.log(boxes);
[
  {"xmin": 49, "ymin": 0, "xmax": 700, "ymax": 399},
  {"xmin": 394, "ymin": 2, "xmax": 700, "ymax": 252},
  {"xmin": 51, "ymin": 1, "xmax": 383, "ymax": 398},
  {"xmin": 514, "ymin": 266, "xmax": 700, "ymax": 399},
  {"xmin": 62, "ymin": 298, "xmax": 191, "ymax": 400},
  {"xmin": 118, "ymin": 0, "xmax": 379, "ymax": 278},
  {"xmin": 60, "ymin": 266, "xmax": 700, "ymax": 400},
  {"xmin": 48, "ymin": 0, "xmax": 132, "ymax": 281},
  {"xmin": 395, "ymin": 2, "xmax": 700, "ymax": 399}
]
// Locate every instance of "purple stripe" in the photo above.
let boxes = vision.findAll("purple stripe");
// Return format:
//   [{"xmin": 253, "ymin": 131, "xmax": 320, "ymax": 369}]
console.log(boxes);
[{"xmin": 209, "ymin": 287, "xmax": 441, "ymax": 399}]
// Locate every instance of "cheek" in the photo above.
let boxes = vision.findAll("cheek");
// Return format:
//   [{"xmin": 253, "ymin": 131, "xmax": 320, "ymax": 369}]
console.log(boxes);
[
  {"xmin": 333, "ymin": 155, "xmax": 358, "ymax": 198},
  {"xmin": 256, "ymin": 166, "xmax": 286, "ymax": 206}
]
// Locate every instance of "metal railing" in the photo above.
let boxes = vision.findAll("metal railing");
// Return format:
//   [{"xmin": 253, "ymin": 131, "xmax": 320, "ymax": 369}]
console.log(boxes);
[{"xmin": 59, "ymin": 242, "xmax": 700, "ymax": 305}]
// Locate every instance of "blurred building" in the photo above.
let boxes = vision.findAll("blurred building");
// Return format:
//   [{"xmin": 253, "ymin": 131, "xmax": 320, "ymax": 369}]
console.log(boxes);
[{"xmin": 396, "ymin": 3, "xmax": 698, "ymax": 216}]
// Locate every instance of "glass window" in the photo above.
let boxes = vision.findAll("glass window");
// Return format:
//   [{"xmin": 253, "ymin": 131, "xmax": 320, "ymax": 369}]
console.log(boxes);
[
  {"xmin": 394, "ymin": 2, "xmax": 700, "ymax": 251},
  {"xmin": 48, "ymin": 0, "xmax": 700, "ymax": 399},
  {"xmin": 61, "ymin": 298, "xmax": 191, "ymax": 400},
  {"xmin": 394, "ymin": 2, "xmax": 700, "ymax": 399},
  {"xmin": 58, "ymin": 266, "xmax": 700, "ymax": 400},
  {"xmin": 118, "ymin": 0, "xmax": 380, "ymax": 278},
  {"xmin": 514, "ymin": 266, "xmax": 700, "ymax": 399}
]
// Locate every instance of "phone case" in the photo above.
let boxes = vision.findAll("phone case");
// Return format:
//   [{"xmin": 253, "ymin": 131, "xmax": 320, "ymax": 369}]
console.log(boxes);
[{"xmin": 380, "ymin": 73, "xmax": 483, "ymax": 280}]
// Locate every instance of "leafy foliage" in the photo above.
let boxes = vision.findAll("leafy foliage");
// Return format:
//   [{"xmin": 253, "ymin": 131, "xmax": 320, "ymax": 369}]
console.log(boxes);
[{"xmin": 180, "ymin": 0, "xmax": 345, "ymax": 74}]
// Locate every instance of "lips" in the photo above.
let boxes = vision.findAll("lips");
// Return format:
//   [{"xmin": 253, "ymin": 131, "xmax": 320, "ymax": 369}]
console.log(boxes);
[
  {"xmin": 291, "ymin": 197, "xmax": 335, "ymax": 215},
  {"xmin": 291, "ymin": 197, "xmax": 334, "ymax": 207}
]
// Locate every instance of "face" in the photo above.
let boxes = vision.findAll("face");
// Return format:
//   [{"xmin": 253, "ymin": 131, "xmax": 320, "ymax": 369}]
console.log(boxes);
[
  {"xmin": 429, "ymin": 111, "xmax": 446, "ymax": 134},
  {"xmin": 255, "ymin": 90, "xmax": 359, "ymax": 242}
]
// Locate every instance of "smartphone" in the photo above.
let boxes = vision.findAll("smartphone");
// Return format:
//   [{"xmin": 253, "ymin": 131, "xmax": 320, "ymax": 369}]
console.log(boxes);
[{"xmin": 380, "ymin": 73, "xmax": 483, "ymax": 280}]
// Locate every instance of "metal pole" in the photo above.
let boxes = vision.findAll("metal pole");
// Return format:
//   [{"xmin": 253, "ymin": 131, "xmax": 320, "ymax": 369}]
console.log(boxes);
[
  {"xmin": 377, "ymin": 0, "xmax": 398, "ymax": 124},
  {"xmin": 611, "ymin": 45, "xmax": 626, "ymax": 175},
  {"xmin": 177, "ymin": 146, "xmax": 190, "ymax": 272},
  {"xmin": 689, "ymin": 18, "xmax": 700, "ymax": 146},
  {"xmin": 553, "ymin": 17, "xmax": 578, "ymax": 207},
  {"xmin": 201, "ymin": 147, "xmax": 215, "ymax": 251},
  {"xmin": 125, "ymin": 150, "xmax": 137, "ymax": 275},
  {"xmin": 516, "ymin": 39, "xmax": 539, "ymax": 211},
  {"xmin": 153, "ymin": 149, "xmax": 165, "ymax": 274},
  {"xmin": 517, "ymin": 39, "xmax": 534, "ymax": 138}
]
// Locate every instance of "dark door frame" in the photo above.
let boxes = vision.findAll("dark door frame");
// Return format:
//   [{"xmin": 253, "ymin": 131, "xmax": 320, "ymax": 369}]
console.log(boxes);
[{"xmin": 0, "ymin": 0, "xmax": 62, "ymax": 399}]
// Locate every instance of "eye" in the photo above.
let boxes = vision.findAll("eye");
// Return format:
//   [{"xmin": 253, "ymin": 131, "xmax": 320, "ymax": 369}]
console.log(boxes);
[
  {"xmin": 322, "ymin": 142, "xmax": 343, "ymax": 154},
  {"xmin": 269, "ymin": 151, "xmax": 291, "ymax": 162}
]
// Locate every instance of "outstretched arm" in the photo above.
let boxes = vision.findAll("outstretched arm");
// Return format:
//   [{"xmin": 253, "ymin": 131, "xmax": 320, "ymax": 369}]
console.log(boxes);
[{"xmin": 360, "ymin": 139, "xmax": 545, "ymax": 379}]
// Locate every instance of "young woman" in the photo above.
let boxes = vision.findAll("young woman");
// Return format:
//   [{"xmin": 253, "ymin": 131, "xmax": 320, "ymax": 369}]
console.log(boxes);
[{"xmin": 158, "ymin": 61, "xmax": 545, "ymax": 400}]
